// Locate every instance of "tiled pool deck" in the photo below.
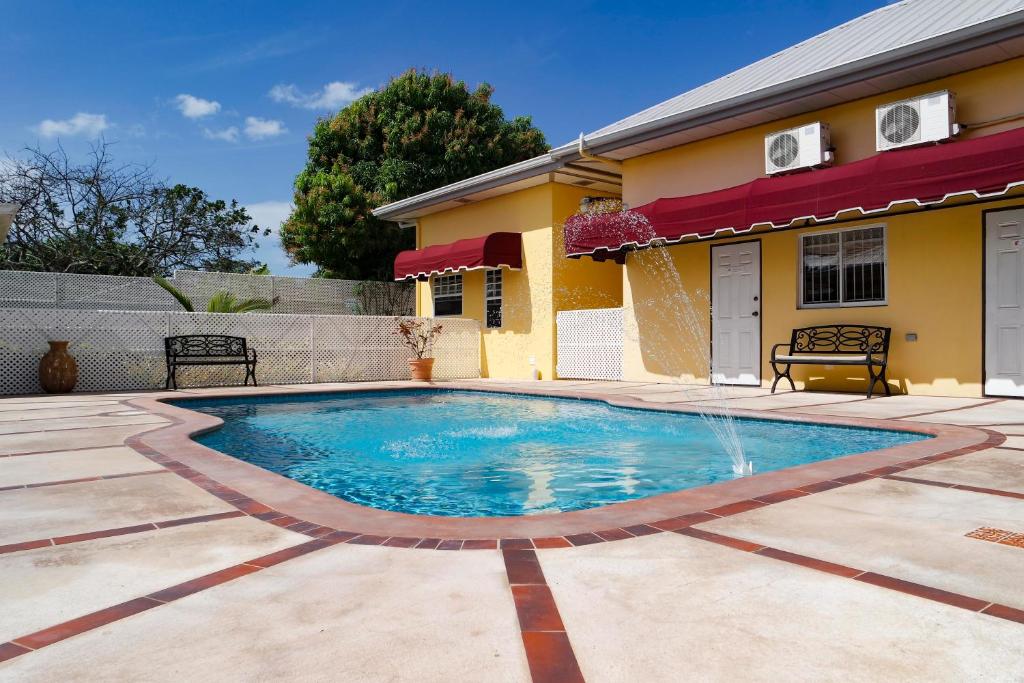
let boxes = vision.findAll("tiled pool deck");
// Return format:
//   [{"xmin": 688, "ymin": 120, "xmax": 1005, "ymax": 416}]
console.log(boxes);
[{"xmin": 1, "ymin": 379, "xmax": 1023, "ymax": 681}]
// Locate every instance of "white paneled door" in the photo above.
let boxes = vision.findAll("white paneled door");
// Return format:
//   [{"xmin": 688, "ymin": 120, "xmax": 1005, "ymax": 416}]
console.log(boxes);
[
  {"xmin": 711, "ymin": 241, "xmax": 761, "ymax": 386},
  {"xmin": 985, "ymin": 208, "xmax": 1024, "ymax": 397}
]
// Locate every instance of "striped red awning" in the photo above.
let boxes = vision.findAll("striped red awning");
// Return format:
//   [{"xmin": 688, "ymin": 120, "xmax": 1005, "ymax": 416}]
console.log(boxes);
[
  {"xmin": 394, "ymin": 232, "xmax": 523, "ymax": 281},
  {"xmin": 565, "ymin": 125, "xmax": 1024, "ymax": 259}
]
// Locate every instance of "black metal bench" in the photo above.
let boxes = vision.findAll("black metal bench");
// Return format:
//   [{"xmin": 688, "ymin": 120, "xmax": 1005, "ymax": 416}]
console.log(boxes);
[
  {"xmin": 771, "ymin": 325, "xmax": 891, "ymax": 398},
  {"xmin": 164, "ymin": 335, "xmax": 257, "ymax": 390}
]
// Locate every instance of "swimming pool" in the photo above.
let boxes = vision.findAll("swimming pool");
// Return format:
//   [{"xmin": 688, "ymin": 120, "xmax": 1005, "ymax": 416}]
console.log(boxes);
[{"xmin": 181, "ymin": 390, "xmax": 928, "ymax": 517}]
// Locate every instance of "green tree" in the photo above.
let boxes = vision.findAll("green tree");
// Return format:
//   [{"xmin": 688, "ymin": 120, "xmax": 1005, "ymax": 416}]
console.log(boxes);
[
  {"xmin": 281, "ymin": 69, "xmax": 549, "ymax": 280},
  {"xmin": 0, "ymin": 141, "xmax": 266, "ymax": 276}
]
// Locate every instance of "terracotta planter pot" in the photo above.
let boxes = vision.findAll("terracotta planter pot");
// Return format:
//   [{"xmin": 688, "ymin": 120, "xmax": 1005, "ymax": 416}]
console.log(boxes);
[
  {"xmin": 39, "ymin": 341, "xmax": 78, "ymax": 393},
  {"xmin": 408, "ymin": 357, "xmax": 435, "ymax": 382}
]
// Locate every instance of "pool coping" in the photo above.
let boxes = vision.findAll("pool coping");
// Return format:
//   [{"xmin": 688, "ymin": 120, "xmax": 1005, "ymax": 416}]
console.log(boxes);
[{"xmin": 123, "ymin": 382, "xmax": 1003, "ymax": 540}]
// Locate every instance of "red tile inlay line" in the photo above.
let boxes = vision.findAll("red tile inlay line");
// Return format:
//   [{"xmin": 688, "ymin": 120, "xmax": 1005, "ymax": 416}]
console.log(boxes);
[
  {"xmin": 753, "ymin": 547, "xmax": 864, "ymax": 579},
  {"xmin": 676, "ymin": 527, "xmax": 1024, "ymax": 627},
  {"xmin": 673, "ymin": 526, "xmax": 765, "ymax": 552},
  {"xmin": 883, "ymin": 475, "xmax": 1024, "ymax": 501},
  {"xmin": 0, "ymin": 511, "xmax": 245, "ymax": 556},
  {"xmin": 520, "ymin": 632, "xmax": 585, "ymax": 683},
  {"xmin": 511, "ymin": 584, "xmax": 565, "ymax": 632},
  {"xmin": 0, "ymin": 469, "xmax": 168, "ymax": 492},
  {"xmin": 147, "ymin": 563, "xmax": 262, "ymax": 602},
  {"xmin": 853, "ymin": 573, "xmax": 990, "ymax": 611},
  {"xmin": 503, "ymin": 549, "xmax": 584, "ymax": 683},
  {"xmin": 13, "ymin": 596, "xmax": 162, "ymax": 650},
  {"xmin": 981, "ymin": 603, "xmax": 1024, "ymax": 624},
  {"xmin": 0, "ymin": 642, "xmax": 32, "ymax": 663}
]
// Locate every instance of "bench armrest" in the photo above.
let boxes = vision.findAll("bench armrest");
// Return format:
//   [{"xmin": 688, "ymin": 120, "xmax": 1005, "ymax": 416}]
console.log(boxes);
[
  {"xmin": 246, "ymin": 348, "xmax": 257, "ymax": 361},
  {"xmin": 771, "ymin": 343, "xmax": 791, "ymax": 360}
]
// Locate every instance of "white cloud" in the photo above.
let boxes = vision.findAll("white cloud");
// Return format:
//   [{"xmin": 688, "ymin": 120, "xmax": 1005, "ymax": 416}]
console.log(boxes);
[
  {"xmin": 269, "ymin": 81, "xmax": 372, "ymax": 110},
  {"xmin": 174, "ymin": 94, "xmax": 221, "ymax": 119},
  {"xmin": 202, "ymin": 126, "xmax": 239, "ymax": 143},
  {"xmin": 245, "ymin": 200, "xmax": 315, "ymax": 276},
  {"xmin": 34, "ymin": 112, "xmax": 109, "ymax": 139},
  {"xmin": 244, "ymin": 116, "xmax": 286, "ymax": 140}
]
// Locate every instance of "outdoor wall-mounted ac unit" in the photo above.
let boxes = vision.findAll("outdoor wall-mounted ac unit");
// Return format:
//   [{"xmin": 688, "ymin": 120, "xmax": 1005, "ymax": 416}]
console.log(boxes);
[
  {"xmin": 764, "ymin": 122, "xmax": 832, "ymax": 175},
  {"xmin": 875, "ymin": 90, "xmax": 959, "ymax": 151}
]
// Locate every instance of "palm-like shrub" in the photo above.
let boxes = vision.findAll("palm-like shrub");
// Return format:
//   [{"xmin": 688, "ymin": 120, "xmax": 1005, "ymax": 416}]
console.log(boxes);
[{"xmin": 152, "ymin": 276, "xmax": 275, "ymax": 313}]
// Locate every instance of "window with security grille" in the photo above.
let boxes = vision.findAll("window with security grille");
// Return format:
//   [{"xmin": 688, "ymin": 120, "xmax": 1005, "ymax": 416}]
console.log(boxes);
[
  {"xmin": 485, "ymin": 269, "xmax": 502, "ymax": 329},
  {"xmin": 800, "ymin": 226, "xmax": 886, "ymax": 307},
  {"xmin": 432, "ymin": 274, "xmax": 463, "ymax": 316}
]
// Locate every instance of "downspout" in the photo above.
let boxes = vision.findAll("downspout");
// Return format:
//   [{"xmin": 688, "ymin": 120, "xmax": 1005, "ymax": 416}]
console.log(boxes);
[{"xmin": 577, "ymin": 133, "xmax": 622, "ymax": 169}]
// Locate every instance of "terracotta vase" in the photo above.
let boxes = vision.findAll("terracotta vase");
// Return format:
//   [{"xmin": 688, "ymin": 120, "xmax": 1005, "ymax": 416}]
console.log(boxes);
[
  {"xmin": 408, "ymin": 357, "xmax": 435, "ymax": 382},
  {"xmin": 39, "ymin": 341, "xmax": 78, "ymax": 394}
]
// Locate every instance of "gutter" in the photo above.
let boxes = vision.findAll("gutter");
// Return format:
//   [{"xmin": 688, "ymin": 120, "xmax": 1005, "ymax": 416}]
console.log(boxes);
[
  {"xmin": 374, "ymin": 8, "xmax": 1024, "ymax": 221},
  {"xmin": 578, "ymin": 9, "xmax": 1024, "ymax": 156}
]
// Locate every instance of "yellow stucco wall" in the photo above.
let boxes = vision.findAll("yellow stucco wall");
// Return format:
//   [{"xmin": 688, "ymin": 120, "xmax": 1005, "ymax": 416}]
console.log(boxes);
[
  {"xmin": 414, "ymin": 182, "xmax": 621, "ymax": 379},
  {"xmin": 623, "ymin": 57, "xmax": 1024, "ymax": 207},
  {"xmin": 616, "ymin": 57, "xmax": 1024, "ymax": 396},
  {"xmin": 622, "ymin": 199, "xmax": 1024, "ymax": 396}
]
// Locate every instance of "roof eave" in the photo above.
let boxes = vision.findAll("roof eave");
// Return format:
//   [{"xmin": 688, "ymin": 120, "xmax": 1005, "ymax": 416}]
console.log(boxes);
[
  {"xmin": 583, "ymin": 10, "xmax": 1024, "ymax": 156},
  {"xmin": 371, "ymin": 154, "xmax": 575, "ymax": 221}
]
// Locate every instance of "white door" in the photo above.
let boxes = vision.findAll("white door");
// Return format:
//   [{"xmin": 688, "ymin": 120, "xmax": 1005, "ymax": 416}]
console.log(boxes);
[
  {"xmin": 985, "ymin": 208, "xmax": 1024, "ymax": 397},
  {"xmin": 711, "ymin": 241, "xmax": 761, "ymax": 385}
]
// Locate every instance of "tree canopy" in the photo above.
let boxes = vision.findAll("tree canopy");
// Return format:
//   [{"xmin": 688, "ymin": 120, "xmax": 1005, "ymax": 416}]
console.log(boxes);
[
  {"xmin": 0, "ymin": 141, "xmax": 266, "ymax": 276},
  {"xmin": 280, "ymin": 69, "xmax": 549, "ymax": 280}
]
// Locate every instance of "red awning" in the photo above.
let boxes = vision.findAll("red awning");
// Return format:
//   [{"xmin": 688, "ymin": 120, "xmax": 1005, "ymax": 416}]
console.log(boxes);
[
  {"xmin": 394, "ymin": 232, "xmax": 523, "ymax": 281},
  {"xmin": 565, "ymin": 125, "xmax": 1024, "ymax": 258}
]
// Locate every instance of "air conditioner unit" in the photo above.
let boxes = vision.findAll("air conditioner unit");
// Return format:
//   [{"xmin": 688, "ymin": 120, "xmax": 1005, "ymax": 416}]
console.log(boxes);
[
  {"xmin": 764, "ymin": 122, "xmax": 832, "ymax": 175},
  {"xmin": 875, "ymin": 90, "xmax": 958, "ymax": 151}
]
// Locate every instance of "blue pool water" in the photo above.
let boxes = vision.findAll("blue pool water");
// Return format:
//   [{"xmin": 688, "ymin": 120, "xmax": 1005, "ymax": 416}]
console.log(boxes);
[{"xmin": 181, "ymin": 390, "xmax": 928, "ymax": 517}]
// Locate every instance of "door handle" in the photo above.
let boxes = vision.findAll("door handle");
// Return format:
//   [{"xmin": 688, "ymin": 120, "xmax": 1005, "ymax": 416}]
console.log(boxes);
[{"xmin": 752, "ymin": 311, "xmax": 759, "ymax": 317}]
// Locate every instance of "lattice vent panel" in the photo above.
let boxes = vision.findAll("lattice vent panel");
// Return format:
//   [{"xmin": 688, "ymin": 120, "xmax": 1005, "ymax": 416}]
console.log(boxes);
[{"xmin": 556, "ymin": 308, "xmax": 624, "ymax": 380}]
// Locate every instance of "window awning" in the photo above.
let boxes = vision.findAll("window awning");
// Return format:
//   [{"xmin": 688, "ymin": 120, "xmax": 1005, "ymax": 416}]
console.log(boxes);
[
  {"xmin": 394, "ymin": 232, "xmax": 523, "ymax": 281},
  {"xmin": 565, "ymin": 125, "xmax": 1024, "ymax": 259}
]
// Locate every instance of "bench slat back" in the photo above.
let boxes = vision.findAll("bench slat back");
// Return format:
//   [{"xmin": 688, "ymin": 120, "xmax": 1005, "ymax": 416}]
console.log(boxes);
[
  {"xmin": 791, "ymin": 325, "xmax": 890, "ymax": 355},
  {"xmin": 166, "ymin": 335, "xmax": 248, "ymax": 358}
]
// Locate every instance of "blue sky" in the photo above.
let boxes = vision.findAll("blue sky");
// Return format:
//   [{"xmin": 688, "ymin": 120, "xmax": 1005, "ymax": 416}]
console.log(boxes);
[{"xmin": 3, "ymin": 0, "xmax": 888, "ymax": 275}]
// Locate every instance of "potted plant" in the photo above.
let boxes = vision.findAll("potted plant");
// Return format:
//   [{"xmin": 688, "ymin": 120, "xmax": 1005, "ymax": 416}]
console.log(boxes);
[{"xmin": 395, "ymin": 318, "xmax": 443, "ymax": 381}]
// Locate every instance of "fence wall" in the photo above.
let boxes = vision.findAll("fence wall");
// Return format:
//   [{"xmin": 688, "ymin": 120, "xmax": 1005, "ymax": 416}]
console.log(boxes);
[
  {"xmin": 0, "ymin": 309, "xmax": 479, "ymax": 395},
  {"xmin": 556, "ymin": 308, "xmax": 624, "ymax": 380},
  {"xmin": 0, "ymin": 270, "xmax": 413, "ymax": 316}
]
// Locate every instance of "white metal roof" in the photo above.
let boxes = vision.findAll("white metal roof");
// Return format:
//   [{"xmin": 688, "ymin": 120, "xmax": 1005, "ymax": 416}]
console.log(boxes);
[
  {"xmin": 587, "ymin": 0, "xmax": 1024, "ymax": 142},
  {"xmin": 375, "ymin": 0, "xmax": 1024, "ymax": 221}
]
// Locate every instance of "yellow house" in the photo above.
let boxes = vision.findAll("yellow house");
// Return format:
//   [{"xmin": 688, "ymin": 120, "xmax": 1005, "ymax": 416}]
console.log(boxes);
[{"xmin": 375, "ymin": 0, "xmax": 1024, "ymax": 398}]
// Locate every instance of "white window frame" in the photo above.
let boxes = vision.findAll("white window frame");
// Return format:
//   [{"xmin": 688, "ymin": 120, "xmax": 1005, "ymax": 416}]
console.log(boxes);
[
  {"xmin": 432, "ymin": 273, "xmax": 463, "ymax": 317},
  {"xmin": 484, "ymin": 268, "xmax": 503, "ymax": 329},
  {"xmin": 798, "ymin": 223, "xmax": 888, "ymax": 309}
]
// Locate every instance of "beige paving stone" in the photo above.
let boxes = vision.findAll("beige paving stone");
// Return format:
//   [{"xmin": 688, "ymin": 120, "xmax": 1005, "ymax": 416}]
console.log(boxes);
[
  {"xmin": 791, "ymin": 395, "xmax": 993, "ymax": 419},
  {"xmin": 902, "ymin": 449, "xmax": 1024, "ymax": 494},
  {"xmin": 0, "ymin": 423, "xmax": 160, "ymax": 455},
  {"xmin": 0, "ymin": 404, "xmax": 127, "ymax": 421},
  {"xmin": 717, "ymin": 391, "xmax": 865, "ymax": 410},
  {"xmin": 0, "ymin": 447, "xmax": 162, "ymax": 487},
  {"xmin": 0, "ymin": 413, "xmax": 167, "ymax": 435},
  {"xmin": 907, "ymin": 400, "xmax": 1024, "ymax": 425},
  {"xmin": 0, "ymin": 475, "xmax": 235, "ymax": 545},
  {"xmin": 0, "ymin": 516, "xmax": 306, "ymax": 643},
  {"xmin": 541, "ymin": 533, "xmax": 1024, "ymax": 682},
  {"xmin": 990, "ymin": 435, "xmax": 1024, "ymax": 450},
  {"xmin": 0, "ymin": 544, "xmax": 529, "ymax": 683},
  {"xmin": 698, "ymin": 477, "xmax": 1024, "ymax": 609}
]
